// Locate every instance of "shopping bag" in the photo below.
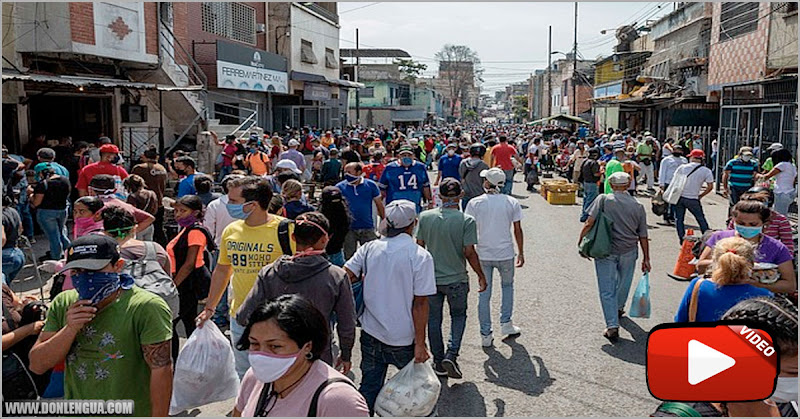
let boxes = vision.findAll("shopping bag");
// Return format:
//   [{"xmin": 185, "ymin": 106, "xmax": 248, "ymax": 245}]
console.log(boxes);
[
  {"xmin": 629, "ymin": 273, "xmax": 651, "ymax": 318},
  {"xmin": 168, "ymin": 322, "xmax": 239, "ymax": 415},
  {"xmin": 374, "ymin": 360, "xmax": 441, "ymax": 417},
  {"xmin": 578, "ymin": 196, "xmax": 613, "ymax": 259}
]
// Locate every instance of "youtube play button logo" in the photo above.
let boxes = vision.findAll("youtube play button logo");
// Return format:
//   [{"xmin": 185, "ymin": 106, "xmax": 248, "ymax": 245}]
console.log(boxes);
[{"xmin": 647, "ymin": 324, "xmax": 778, "ymax": 402}]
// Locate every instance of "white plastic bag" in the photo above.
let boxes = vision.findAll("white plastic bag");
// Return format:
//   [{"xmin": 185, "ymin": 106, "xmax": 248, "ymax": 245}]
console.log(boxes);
[
  {"xmin": 374, "ymin": 361, "xmax": 441, "ymax": 417},
  {"xmin": 168, "ymin": 322, "xmax": 239, "ymax": 415}
]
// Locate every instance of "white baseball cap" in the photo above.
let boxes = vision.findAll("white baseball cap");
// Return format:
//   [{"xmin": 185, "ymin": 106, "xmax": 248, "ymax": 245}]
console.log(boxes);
[
  {"xmin": 767, "ymin": 143, "xmax": 784, "ymax": 151},
  {"xmin": 379, "ymin": 199, "xmax": 417, "ymax": 236},
  {"xmin": 608, "ymin": 171, "xmax": 631, "ymax": 185},
  {"xmin": 288, "ymin": 139, "xmax": 300, "ymax": 147},
  {"xmin": 479, "ymin": 167, "xmax": 506, "ymax": 187},
  {"xmin": 274, "ymin": 159, "xmax": 302, "ymax": 174},
  {"xmin": 408, "ymin": 137, "xmax": 419, "ymax": 145}
]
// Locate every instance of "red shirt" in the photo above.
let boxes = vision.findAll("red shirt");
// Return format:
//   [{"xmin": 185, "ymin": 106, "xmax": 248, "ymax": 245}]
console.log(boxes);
[
  {"xmin": 362, "ymin": 162, "xmax": 385, "ymax": 182},
  {"xmin": 75, "ymin": 161, "xmax": 129, "ymax": 191},
  {"xmin": 222, "ymin": 144, "xmax": 238, "ymax": 166},
  {"xmin": 491, "ymin": 143, "xmax": 517, "ymax": 171},
  {"xmin": 424, "ymin": 138, "xmax": 435, "ymax": 153}
]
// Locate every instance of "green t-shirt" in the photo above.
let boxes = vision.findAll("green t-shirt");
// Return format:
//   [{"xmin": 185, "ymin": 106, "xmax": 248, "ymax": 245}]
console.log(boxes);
[
  {"xmin": 636, "ymin": 142, "xmax": 653, "ymax": 158},
  {"xmin": 604, "ymin": 159, "xmax": 624, "ymax": 194},
  {"xmin": 416, "ymin": 207, "xmax": 478, "ymax": 285},
  {"xmin": 43, "ymin": 287, "xmax": 173, "ymax": 416}
]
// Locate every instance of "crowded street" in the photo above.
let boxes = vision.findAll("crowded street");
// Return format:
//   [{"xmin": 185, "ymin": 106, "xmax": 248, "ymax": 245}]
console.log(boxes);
[{"xmin": 2, "ymin": 1, "xmax": 798, "ymax": 418}]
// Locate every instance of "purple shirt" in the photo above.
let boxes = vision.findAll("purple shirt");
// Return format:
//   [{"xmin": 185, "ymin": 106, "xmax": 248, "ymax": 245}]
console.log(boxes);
[
  {"xmin": 279, "ymin": 149, "xmax": 306, "ymax": 171},
  {"xmin": 705, "ymin": 230, "xmax": 793, "ymax": 266}
]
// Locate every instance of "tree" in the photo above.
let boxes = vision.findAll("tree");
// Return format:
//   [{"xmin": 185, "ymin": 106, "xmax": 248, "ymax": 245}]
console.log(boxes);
[
  {"xmin": 512, "ymin": 95, "xmax": 529, "ymax": 122},
  {"xmin": 462, "ymin": 109, "xmax": 478, "ymax": 121},
  {"xmin": 394, "ymin": 59, "xmax": 427, "ymax": 82},
  {"xmin": 434, "ymin": 44, "xmax": 483, "ymax": 120}
]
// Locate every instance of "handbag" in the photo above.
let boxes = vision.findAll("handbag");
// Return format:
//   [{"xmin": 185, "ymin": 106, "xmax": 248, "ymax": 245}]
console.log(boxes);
[
  {"xmin": 578, "ymin": 195, "xmax": 614, "ymax": 259},
  {"xmin": 629, "ymin": 273, "xmax": 651, "ymax": 318},
  {"xmin": 663, "ymin": 164, "xmax": 703, "ymax": 205}
]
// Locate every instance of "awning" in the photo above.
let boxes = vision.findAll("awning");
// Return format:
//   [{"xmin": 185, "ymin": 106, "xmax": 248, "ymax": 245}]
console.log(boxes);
[
  {"xmin": 290, "ymin": 71, "xmax": 364, "ymax": 89},
  {"xmin": 391, "ymin": 109, "xmax": 426, "ymax": 122},
  {"xmin": 2, "ymin": 72, "xmax": 205, "ymax": 91}
]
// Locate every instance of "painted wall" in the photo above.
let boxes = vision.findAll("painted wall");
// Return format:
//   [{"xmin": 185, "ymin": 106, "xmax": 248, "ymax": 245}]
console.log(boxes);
[{"xmin": 708, "ymin": 2, "xmax": 770, "ymax": 87}]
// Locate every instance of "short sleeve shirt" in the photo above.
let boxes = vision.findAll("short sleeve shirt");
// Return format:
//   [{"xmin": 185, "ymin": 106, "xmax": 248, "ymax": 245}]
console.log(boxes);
[
  {"xmin": 588, "ymin": 193, "xmax": 648, "ymax": 255},
  {"xmin": 724, "ymin": 158, "xmax": 759, "ymax": 189},
  {"xmin": 75, "ymin": 161, "xmax": 128, "ymax": 191},
  {"xmin": 438, "ymin": 154, "xmax": 462, "ymax": 180},
  {"xmin": 416, "ymin": 208, "xmax": 477, "ymax": 285},
  {"xmin": 464, "ymin": 193, "xmax": 522, "ymax": 261},
  {"xmin": 166, "ymin": 228, "xmax": 208, "ymax": 275},
  {"xmin": 673, "ymin": 163, "xmax": 714, "ymax": 199},
  {"xmin": 337, "ymin": 179, "xmax": 381, "ymax": 230},
  {"xmin": 378, "ymin": 161, "xmax": 430, "ymax": 212},
  {"xmin": 33, "ymin": 176, "xmax": 70, "ymax": 210},
  {"xmin": 491, "ymin": 143, "xmax": 517, "ymax": 170},
  {"xmin": 704, "ymin": 230, "xmax": 793, "ymax": 266}
]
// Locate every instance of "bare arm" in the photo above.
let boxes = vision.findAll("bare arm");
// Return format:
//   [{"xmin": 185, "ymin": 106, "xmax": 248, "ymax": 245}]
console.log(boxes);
[
  {"xmin": 639, "ymin": 237, "xmax": 651, "ymax": 272},
  {"xmin": 142, "ymin": 341, "xmax": 172, "ymax": 417},
  {"xmin": 31, "ymin": 193, "xmax": 44, "ymax": 208},
  {"xmin": 2, "ymin": 321, "xmax": 43, "ymax": 351},
  {"xmin": 344, "ymin": 266, "xmax": 358, "ymax": 284},
  {"xmin": 374, "ymin": 196, "xmax": 385, "ymax": 219},
  {"xmin": 721, "ymin": 170, "xmax": 730, "ymax": 193},
  {"xmin": 759, "ymin": 167, "xmax": 781, "ymax": 181},
  {"xmin": 29, "ymin": 300, "xmax": 96, "ymax": 374},
  {"xmin": 578, "ymin": 217, "xmax": 595, "ymax": 244},
  {"xmin": 411, "ymin": 296, "xmax": 429, "ymax": 363},
  {"xmin": 513, "ymin": 220, "xmax": 524, "ymax": 267},
  {"xmin": 699, "ymin": 182, "xmax": 714, "ymax": 200},
  {"xmin": 196, "ymin": 264, "xmax": 233, "ymax": 327},
  {"xmin": 757, "ymin": 260, "xmax": 796, "ymax": 294},
  {"xmin": 173, "ymin": 245, "xmax": 201, "ymax": 287},
  {"xmin": 423, "ymin": 186, "xmax": 432, "ymax": 207},
  {"xmin": 464, "ymin": 245, "xmax": 487, "ymax": 292},
  {"xmin": 696, "ymin": 246, "xmax": 713, "ymax": 275}
]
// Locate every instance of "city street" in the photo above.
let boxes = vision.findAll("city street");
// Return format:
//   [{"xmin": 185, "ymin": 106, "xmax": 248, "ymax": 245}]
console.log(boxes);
[{"xmin": 173, "ymin": 178, "xmax": 731, "ymax": 417}]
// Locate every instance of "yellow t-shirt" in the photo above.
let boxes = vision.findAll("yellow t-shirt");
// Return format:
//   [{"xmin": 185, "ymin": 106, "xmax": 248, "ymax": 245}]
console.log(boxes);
[
  {"xmin": 218, "ymin": 215, "xmax": 296, "ymax": 315},
  {"xmin": 483, "ymin": 146, "xmax": 494, "ymax": 167}
]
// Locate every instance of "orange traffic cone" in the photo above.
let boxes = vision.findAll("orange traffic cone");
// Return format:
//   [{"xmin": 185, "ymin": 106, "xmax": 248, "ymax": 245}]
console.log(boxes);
[{"xmin": 671, "ymin": 229, "xmax": 697, "ymax": 281}]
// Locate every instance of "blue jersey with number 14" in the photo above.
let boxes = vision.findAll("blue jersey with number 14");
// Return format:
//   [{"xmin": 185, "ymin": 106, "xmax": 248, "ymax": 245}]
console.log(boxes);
[{"xmin": 379, "ymin": 161, "xmax": 430, "ymax": 211}]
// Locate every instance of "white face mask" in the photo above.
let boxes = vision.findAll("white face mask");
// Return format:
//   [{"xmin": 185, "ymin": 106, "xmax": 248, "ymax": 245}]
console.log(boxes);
[
  {"xmin": 742, "ymin": 155, "xmax": 752, "ymax": 162},
  {"xmin": 248, "ymin": 351, "xmax": 300, "ymax": 383},
  {"xmin": 771, "ymin": 376, "xmax": 798, "ymax": 403},
  {"xmin": 447, "ymin": 150, "xmax": 455, "ymax": 157}
]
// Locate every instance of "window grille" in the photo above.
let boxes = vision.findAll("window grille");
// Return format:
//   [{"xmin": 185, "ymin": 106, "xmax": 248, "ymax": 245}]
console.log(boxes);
[
  {"xmin": 202, "ymin": 2, "xmax": 255, "ymax": 45},
  {"xmin": 719, "ymin": 2, "xmax": 759, "ymax": 42}
]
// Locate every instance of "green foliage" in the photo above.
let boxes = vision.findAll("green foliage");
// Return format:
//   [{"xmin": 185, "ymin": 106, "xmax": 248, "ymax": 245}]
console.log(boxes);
[{"xmin": 394, "ymin": 59, "xmax": 427, "ymax": 81}]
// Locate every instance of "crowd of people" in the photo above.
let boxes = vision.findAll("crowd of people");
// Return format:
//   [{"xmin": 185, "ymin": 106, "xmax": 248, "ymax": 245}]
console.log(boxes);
[{"xmin": 1, "ymin": 122, "xmax": 796, "ymax": 417}]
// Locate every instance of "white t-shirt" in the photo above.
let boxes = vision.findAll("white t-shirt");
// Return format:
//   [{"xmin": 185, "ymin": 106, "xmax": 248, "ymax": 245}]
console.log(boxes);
[
  {"xmin": 464, "ymin": 193, "xmax": 523, "ymax": 261},
  {"xmin": 773, "ymin": 161, "xmax": 797, "ymax": 194},
  {"xmin": 203, "ymin": 194, "xmax": 234, "ymax": 246},
  {"xmin": 661, "ymin": 144, "xmax": 672, "ymax": 157},
  {"xmin": 674, "ymin": 162, "xmax": 714, "ymax": 199},
  {"xmin": 344, "ymin": 234, "xmax": 436, "ymax": 346}
]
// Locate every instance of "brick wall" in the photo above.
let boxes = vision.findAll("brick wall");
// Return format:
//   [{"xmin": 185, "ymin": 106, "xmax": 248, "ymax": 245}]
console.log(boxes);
[
  {"xmin": 69, "ymin": 3, "xmax": 95, "ymax": 45},
  {"xmin": 708, "ymin": 2, "xmax": 770, "ymax": 86},
  {"xmin": 186, "ymin": 2, "xmax": 268, "ymax": 87},
  {"xmin": 144, "ymin": 2, "xmax": 157, "ymax": 55}
]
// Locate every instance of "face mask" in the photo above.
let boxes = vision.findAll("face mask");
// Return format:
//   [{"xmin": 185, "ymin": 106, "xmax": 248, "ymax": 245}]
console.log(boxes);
[
  {"xmin": 344, "ymin": 173, "xmax": 361, "ymax": 183},
  {"xmin": 72, "ymin": 271, "xmax": 134, "ymax": 305},
  {"xmin": 734, "ymin": 223, "xmax": 763, "ymax": 239},
  {"xmin": 74, "ymin": 216, "xmax": 104, "ymax": 237},
  {"xmin": 771, "ymin": 376, "xmax": 798, "ymax": 403},
  {"xmin": 741, "ymin": 155, "xmax": 752, "ymax": 162},
  {"xmin": 177, "ymin": 214, "xmax": 198, "ymax": 228},
  {"xmin": 447, "ymin": 150, "xmax": 456, "ymax": 157},
  {"xmin": 226, "ymin": 202, "xmax": 254, "ymax": 220},
  {"xmin": 277, "ymin": 173, "xmax": 297, "ymax": 185},
  {"xmin": 401, "ymin": 157, "xmax": 413, "ymax": 167},
  {"xmin": 248, "ymin": 351, "xmax": 300, "ymax": 384},
  {"xmin": 174, "ymin": 168, "xmax": 187, "ymax": 176}
]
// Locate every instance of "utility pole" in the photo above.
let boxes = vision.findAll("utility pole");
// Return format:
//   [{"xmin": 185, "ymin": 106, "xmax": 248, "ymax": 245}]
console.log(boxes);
[
  {"xmin": 572, "ymin": 2, "xmax": 578, "ymax": 117},
  {"xmin": 355, "ymin": 28, "xmax": 360, "ymax": 126},
  {"xmin": 547, "ymin": 25, "xmax": 552, "ymax": 117}
]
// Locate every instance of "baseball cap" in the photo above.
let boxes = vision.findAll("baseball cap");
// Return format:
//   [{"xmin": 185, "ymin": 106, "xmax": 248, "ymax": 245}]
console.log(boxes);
[
  {"xmin": 408, "ymin": 138, "xmax": 419, "ymax": 145},
  {"xmin": 688, "ymin": 149, "xmax": 705, "ymax": 159},
  {"xmin": 99, "ymin": 144, "xmax": 120, "ymax": 154},
  {"xmin": 608, "ymin": 171, "xmax": 631, "ymax": 186},
  {"xmin": 439, "ymin": 177, "xmax": 463, "ymax": 198},
  {"xmin": 480, "ymin": 167, "xmax": 506, "ymax": 186},
  {"xmin": 59, "ymin": 235, "xmax": 121, "ymax": 273},
  {"xmin": 33, "ymin": 162, "xmax": 53, "ymax": 177},
  {"xmin": 274, "ymin": 159, "xmax": 302, "ymax": 174},
  {"xmin": 288, "ymin": 139, "xmax": 300, "ymax": 147},
  {"xmin": 767, "ymin": 143, "xmax": 784, "ymax": 151},
  {"xmin": 397, "ymin": 145, "xmax": 414, "ymax": 155},
  {"xmin": 379, "ymin": 200, "xmax": 417, "ymax": 236},
  {"xmin": 741, "ymin": 149, "xmax": 754, "ymax": 157}
]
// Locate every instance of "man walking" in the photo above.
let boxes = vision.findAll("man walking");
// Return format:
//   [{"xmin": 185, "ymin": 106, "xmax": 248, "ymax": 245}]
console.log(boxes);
[
  {"xmin": 75, "ymin": 144, "xmax": 128, "ymax": 197},
  {"xmin": 416, "ymin": 179, "xmax": 486, "ymax": 379},
  {"xmin": 132, "ymin": 148, "xmax": 168, "ymax": 245},
  {"xmin": 173, "ymin": 156, "xmax": 202, "ymax": 198},
  {"xmin": 579, "ymin": 147, "xmax": 602, "ymax": 223},
  {"xmin": 279, "ymin": 139, "xmax": 307, "ymax": 178},
  {"xmin": 636, "ymin": 136, "xmax": 656, "ymax": 191},
  {"xmin": 578, "ymin": 172, "xmax": 650, "ymax": 341},
  {"xmin": 337, "ymin": 162, "xmax": 385, "ymax": 259},
  {"xmin": 344, "ymin": 200, "xmax": 436, "ymax": 413},
  {"xmin": 465, "ymin": 167, "xmax": 524, "ymax": 347},
  {"xmin": 722, "ymin": 146, "xmax": 759, "ymax": 207},
  {"xmin": 672, "ymin": 149, "xmax": 715, "ymax": 242},
  {"xmin": 459, "ymin": 143, "xmax": 489, "ymax": 209},
  {"xmin": 379, "ymin": 145, "xmax": 432, "ymax": 212},
  {"xmin": 657, "ymin": 145, "xmax": 687, "ymax": 225},
  {"xmin": 489, "ymin": 135, "xmax": 519, "ymax": 195},
  {"xmin": 36, "ymin": 148, "xmax": 70, "ymax": 178}
]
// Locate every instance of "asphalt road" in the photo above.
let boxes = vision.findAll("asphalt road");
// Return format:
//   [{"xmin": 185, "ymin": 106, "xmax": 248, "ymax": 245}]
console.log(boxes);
[
  {"xmin": 186, "ymin": 177, "xmax": 733, "ymax": 417},
  {"xmin": 11, "ymin": 175, "xmax": 732, "ymax": 417}
]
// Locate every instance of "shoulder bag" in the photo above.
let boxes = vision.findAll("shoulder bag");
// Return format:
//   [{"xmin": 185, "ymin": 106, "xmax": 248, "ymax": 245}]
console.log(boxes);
[
  {"xmin": 687, "ymin": 277, "xmax": 706, "ymax": 322},
  {"xmin": 663, "ymin": 164, "xmax": 703, "ymax": 205},
  {"xmin": 578, "ymin": 195, "xmax": 614, "ymax": 259}
]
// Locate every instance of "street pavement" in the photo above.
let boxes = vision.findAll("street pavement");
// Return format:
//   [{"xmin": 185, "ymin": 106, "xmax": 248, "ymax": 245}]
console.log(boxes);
[{"xmin": 12, "ymin": 175, "xmax": 733, "ymax": 417}]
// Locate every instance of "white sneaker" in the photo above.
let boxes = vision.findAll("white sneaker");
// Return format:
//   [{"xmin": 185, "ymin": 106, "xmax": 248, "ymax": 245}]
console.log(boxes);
[
  {"xmin": 500, "ymin": 322, "xmax": 522, "ymax": 337},
  {"xmin": 481, "ymin": 334, "xmax": 494, "ymax": 347}
]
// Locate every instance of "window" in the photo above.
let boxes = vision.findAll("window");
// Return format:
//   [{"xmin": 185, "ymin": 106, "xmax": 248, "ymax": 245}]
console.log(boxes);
[
  {"xmin": 719, "ymin": 2, "xmax": 759, "ymax": 42},
  {"xmin": 201, "ymin": 2, "xmax": 256, "ymax": 44},
  {"xmin": 360, "ymin": 87, "xmax": 374, "ymax": 98},
  {"xmin": 301, "ymin": 39, "xmax": 318, "ymax": 64},
  {"xmin": 325, "ymin": 48, "xmax": 338, "ymax": 69},
  {"xmin": 780, "ymin": 2, "xmax": 798, "ymax": 14}
]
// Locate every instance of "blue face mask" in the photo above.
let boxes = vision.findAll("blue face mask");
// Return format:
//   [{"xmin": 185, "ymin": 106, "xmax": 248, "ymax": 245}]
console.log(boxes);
[
  {"xmin": 344, "ymin": 173, "xmax": 361, "ymax": 183},
  {"xmin": 734, "ymin": 224, "xmax": 762, "ymax": 239},
  {"xmin": 72, "ymin": 271, "xmax": 134, "ymax": 305},
  {"xmin": 401, "ymin": 157, "xmax": 413, "ymax": 167},
  {"xmin": 226, "ymin": 202, "xmax": 254, "ymax": 220}
]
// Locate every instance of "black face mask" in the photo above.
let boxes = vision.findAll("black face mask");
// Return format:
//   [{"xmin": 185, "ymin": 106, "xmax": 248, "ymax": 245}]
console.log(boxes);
[
  {"xmin": 174, "ymin": 168, "xmax": 187, "ymax": 176},
  {"xmin": 277, "ymin": 173, "xmax": 298, "ymax": 185},
  {"xmin": 672, "ymin": 153, "xmax": 683, "ymax": 158}
]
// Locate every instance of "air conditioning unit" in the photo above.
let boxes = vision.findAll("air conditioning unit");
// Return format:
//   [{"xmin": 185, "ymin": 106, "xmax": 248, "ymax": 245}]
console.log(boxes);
[{"xmin": 121, "ymin": 104, "xmax": 147, "ymax": 123}]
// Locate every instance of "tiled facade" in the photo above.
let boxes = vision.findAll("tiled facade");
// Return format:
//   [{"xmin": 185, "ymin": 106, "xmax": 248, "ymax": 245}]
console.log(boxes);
[{"xmin": 708, "ymin": 2, "xmax": 770, "ymax": 87}]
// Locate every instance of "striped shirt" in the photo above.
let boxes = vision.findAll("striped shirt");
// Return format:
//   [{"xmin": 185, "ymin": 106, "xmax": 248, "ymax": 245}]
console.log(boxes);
[
  {"xmin": 727, "ymin": 210, "xmax": 795, "ymax": 254},
  {"xmin": 724, "ymin": 158, "xmax": 759, "ymax": 189}
]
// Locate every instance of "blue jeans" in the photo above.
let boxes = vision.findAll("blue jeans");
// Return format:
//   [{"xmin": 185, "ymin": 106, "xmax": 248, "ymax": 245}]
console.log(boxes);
[
  {"xmin": 675, "ymin": 197, "xmax": 709, "ymax": 242},
  {"xmin": 428, "ymin": 282, "xmax": 468, "ymax": 364},
  {"xmin": 17, "ymin": 202, "xmax": 34, "ymax": 238},
  {"xmin": 478, "ymin": 259, "xmax": 515, "ymax": 336},
  {"xmin": 358, "ymin": 331, "xmax": 415, "ymax": 414},
  {"xmin": 209, "ymin": 250, "xmax": 230, "ymax": 326},
  {"xmin": 327, "ymin": 250, "xmax": 345, "ymax": 267},
  {"xmin": 594, "ymin": 249, "xmax": 638, "ymax": 329},
  {"xmin": 581, "ymin": 182, "xmax": 599, "ymax": 222},
  {"xmin": 217, "ymin": 165, "xmax": 233, "ymax": 182},
  {"xmin": 501, "ymin": 169, "xmax": 515, "ymax": 195},
  {"xmin": 2, "ymin": 247, "xmax": 25, "ymax": 284},
  {"xmin": 36, "ymin": 209, "xmax": 70, "ymax": 259},
  {"xmin": 774, "ymin": 191, "xmax": 794, "ymax": 216},
  {"xmin": 230, "ymin": 319, "xmax": 250, "ymax": 379}
]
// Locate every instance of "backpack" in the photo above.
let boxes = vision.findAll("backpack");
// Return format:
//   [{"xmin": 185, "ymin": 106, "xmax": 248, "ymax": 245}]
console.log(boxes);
[{"xmin": 123, "ymin": 242, "xmax": 180, "ymax": 320}]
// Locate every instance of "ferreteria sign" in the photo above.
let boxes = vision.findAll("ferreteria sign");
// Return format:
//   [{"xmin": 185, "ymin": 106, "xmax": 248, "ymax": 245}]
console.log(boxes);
[{"xmin": 216, "ymin": 40, "xmax": 288, "ymax": 93}]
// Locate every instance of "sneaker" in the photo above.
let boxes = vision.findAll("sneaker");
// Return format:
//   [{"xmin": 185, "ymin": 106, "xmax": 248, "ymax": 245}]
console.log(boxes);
[
  {"xmin": 481, "ymin": 334, "xmax": 494, "ymax": 348},
  {"xmin": 500, "ymin": 322, "xmax": 522, "ymax": 337},
  {"xmin": 441, "ymin": 358, "xmax": 463, "ymax": 379},
  {"xmin": 603, "ymin": 327, "xmax": 619, "ymax": 342},
  {"xmin": 432, "ymin": 362, "xmax": 448, "ymax": 377},
  {"xmin": 618, "ymin": 309, "xmax": 625, "ymax": 319}
]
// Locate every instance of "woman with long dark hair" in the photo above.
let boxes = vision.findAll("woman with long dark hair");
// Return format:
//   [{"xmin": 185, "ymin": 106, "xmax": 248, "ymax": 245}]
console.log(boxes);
[{"xmin": 318, "ymin": 187, "xmax": 351, "ymax": 267}]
